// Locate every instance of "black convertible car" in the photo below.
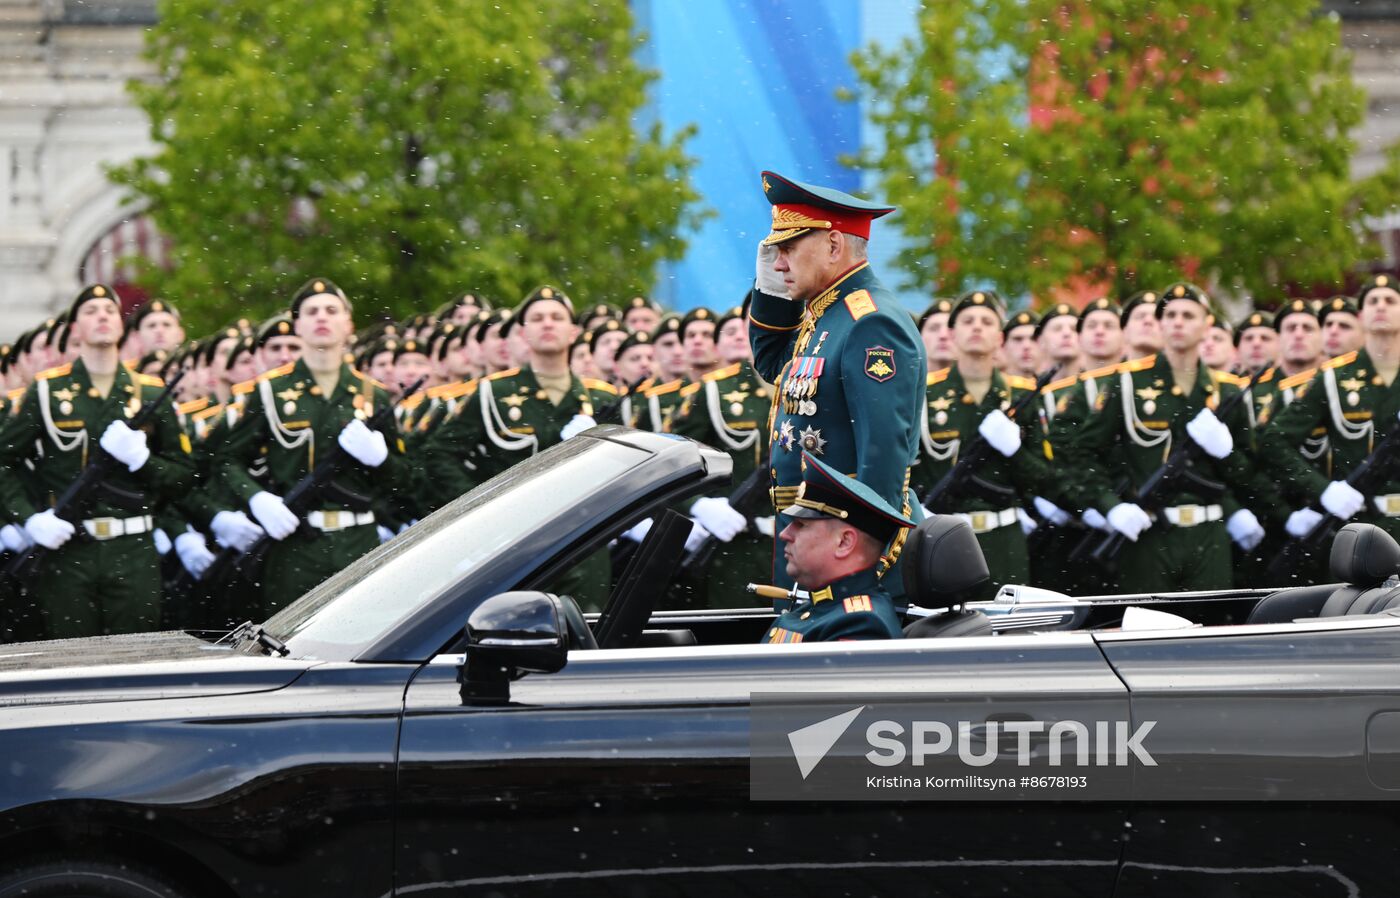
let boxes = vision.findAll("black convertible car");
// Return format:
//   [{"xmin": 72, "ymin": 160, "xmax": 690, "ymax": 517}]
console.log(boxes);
[{"xmin": 1, "ymin": 427, "xmax": 1399, "ymax": 897}]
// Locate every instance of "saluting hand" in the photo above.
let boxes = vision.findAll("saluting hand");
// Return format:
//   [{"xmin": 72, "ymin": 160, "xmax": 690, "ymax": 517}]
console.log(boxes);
[{"xmin": 754, "ymin": 242, "xmax": 789, "ymax": 298}]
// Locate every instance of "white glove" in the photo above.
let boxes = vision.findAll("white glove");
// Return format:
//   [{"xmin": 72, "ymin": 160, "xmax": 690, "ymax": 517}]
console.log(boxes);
[
  {"xmin": 0, "ymin": 523, "xmax": 32, "ymax": 553},
  {"xmin": 1185, "ymin": 408, "xmax": 1232, "ymax": 459},
  {"xmin": 622, "ymin": 517, "xmax": 653, "ymax": 543},
  {"xmin": 248, "ymin": 491, "xmax": 299, "ymax": 541},
  {"xmin": 1033, "ymin": 496, "xmax": 1071, "ymax": 526},
  {"xmin": 99, "ymin": 420, "xmax": 151, "ymax": 471},
  {"xmin": 24, "ymin": 509, "xmax": 74, "ymax": 550},
  {"xmin": 755, "ymin": 242, "xmax": 789, "ymax": 297},
  {"xmin": 1226, "ymin": 509, "xmax": 1265, "ymax": 552},
  {"xmin": 1082, "ymin": 508, "xmax": 1110, "ymax": 531},
  {"xmin": 978, "ymin": 409, "xmax": 1021, "ymax": 457},
  {"xmin": 174, "ymin": 529, "xmax": 215, "ymax": 577},
  {"xmin": 1017, "ymin": 508, "xmax": 1037, "ymax": 535},
  {"xmin": 690, "ymin": 496, "xmax": 746, "ymax": 542},
  {"xmin": 753, "ymin": 516, "xmax": 776, "ymax": 538},
  {"xmin": 1320, "ymin": 480, "xmax": 1365, "ymax": 521},
  {"xmin": 1106, "ymin": 502, "xmax": 1152, "ymax": 542},
  {"xmin": 153, "ymin": 527, "xmax": 172, "ymax": 556},
  {"xmin": 1285, "ymin": 507, "xmax": 1324, "ymax": 538},
  {"xmin": 337, "ymin": 418, "xmax": 388, "ymax": 468},
  {"xmin": 684, "ymin": 521, "xmax": 712, "ymax": 553},
  {"xmin": 398, "ymin": 520, "xmax": 417, "ymax": 534},
  {"xmin": 560, "ymin": 414, "xmax": 597, "ymax": 441},
  {"xmin": 211, "ymin": 510, "xmax": 263, "ymax": 551},
  {"xmin": 377, "ymin": 525, "xmax": 395, "ymax": 543}
]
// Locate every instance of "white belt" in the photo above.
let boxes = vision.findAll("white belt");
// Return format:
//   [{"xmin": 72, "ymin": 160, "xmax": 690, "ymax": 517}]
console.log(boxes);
[
  {"xmin": 956, "ymin": 508, "xmax": 1018, "ymax": 534},
  {"xmin": 1374, "ymin": 494, "xmax": 1400, "ymax": 517},
  {"xmin": 306, "ymin": 509, "xmax": 375, "ymax": 532},
  {"xmin": 1161, "ymin": 504, "xmax": 1222, "ymax": 527},
  {"xmin": 82, "ymin": 514, "xmax": 154, "ymax": 541}
]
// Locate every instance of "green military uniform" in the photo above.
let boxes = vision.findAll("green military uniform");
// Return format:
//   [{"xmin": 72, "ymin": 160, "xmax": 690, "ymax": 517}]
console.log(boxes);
[
  {"xmin": 215, "ymin": 357, "xmax": 405, "ymax": 615},
  {"xmin": 0, "ymin": 357, "xmax": 193, "ymax": 638},
  {"xmin": 668, "ymin": 358, "xmax": 773, "ymax": 606},
  {"xmin": 1258, "ymin": 347, "xmax": 1400, "ymax": 545},
  {"xmin": 1037, "ymin": 359, "xmax": 1127, "ymax": 594},
  {"xmin": 911, "ymin": 363, "xmax": 1051, "ymax": 598},
  {"xmin": 749, "ymin": 172, "xmax": 925, "ymax": 596},
  {"xmin": 1068, "ymin": 350, "xmax": 1262, "ymax": 593},
  {"xmin": 762, "ymin": 452, "xmax": 912, "ymax": 643}
]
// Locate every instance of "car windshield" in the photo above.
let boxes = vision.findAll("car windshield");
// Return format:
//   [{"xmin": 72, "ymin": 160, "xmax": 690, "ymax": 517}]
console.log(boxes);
[{"xmin": 261, "ymin": 438, "xmax": 643, "ymax": 658}]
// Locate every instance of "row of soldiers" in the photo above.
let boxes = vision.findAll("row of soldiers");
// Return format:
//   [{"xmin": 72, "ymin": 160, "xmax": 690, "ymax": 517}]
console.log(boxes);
[
  {"xmin": 908, "ymin": 279, "xmax": 1397, "ymax": 599},
  {"xmin": 0, "ymin": 267, "xmax": 1395, "ymax": 640},
  {"xmin": 0, "ymin": 279, "xmax": 776, "ymax": 639}
]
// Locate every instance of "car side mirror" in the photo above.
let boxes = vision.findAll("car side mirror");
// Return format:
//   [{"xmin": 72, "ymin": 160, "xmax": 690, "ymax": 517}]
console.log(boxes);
[{"xmin": 460, "ymin": 591, "xmax": 568, "ymax": 705}]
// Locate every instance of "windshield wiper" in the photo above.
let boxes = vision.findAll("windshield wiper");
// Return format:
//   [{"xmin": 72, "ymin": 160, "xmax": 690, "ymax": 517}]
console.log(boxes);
[{"xmin": 221, "ymin": 620, "xmax": 290, "ymax": 656}]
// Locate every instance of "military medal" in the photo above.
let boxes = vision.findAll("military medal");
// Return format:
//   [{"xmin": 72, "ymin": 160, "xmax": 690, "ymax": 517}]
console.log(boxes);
[
  {"xmin": 934, "ymin": 410, "xmax": 947, "ymax": 426},
  {"xmin": 1348, "ymin": 392, "xmax": 1359, "ymax": 407},
  {"xmin": 59, "ymin": 401, "xmax": 72, "ymax": 415},
  {"xmin": 798, "ymin": 425, "xmax": 826, "ymax": 455},
  {"xmin": 730, "ymin": 402, "xmax": 744, "ymax": 416},
  {"xmin": 1143, "ymin": 401, "xmax": 1156, "ymax": 415},
  {"xmin": 508, "ymin": 406, "xmax": 522, "ymax": 421},
  {"xmin": 283, "ymin": 401, "xmax": 297, "ymax": 415},
  {"xmin": 778, "ymin": 420, "xmax": 796, "ymax": 452}
]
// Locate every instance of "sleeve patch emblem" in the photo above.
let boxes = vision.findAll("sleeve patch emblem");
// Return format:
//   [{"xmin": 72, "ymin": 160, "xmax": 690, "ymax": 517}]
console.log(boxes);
[
  {"xmin": 844, "ymin": 290, "xmax": 877, "ymax": 320},
  {"xmin": 864, "ymin": 346, "xmax": 896, "ymax": 382}
]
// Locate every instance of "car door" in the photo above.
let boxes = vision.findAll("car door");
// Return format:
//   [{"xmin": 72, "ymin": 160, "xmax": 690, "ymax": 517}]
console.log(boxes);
[
  {"xmin": 394, "ymin": 633, "xmax": 1129, "ymax": 897},
  {"xmin": 1097, "ymin": 615, "xmax": 1400, "ymax": 897}
]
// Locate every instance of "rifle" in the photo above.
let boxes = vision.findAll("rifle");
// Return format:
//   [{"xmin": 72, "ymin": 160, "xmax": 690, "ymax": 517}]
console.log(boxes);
[
  {"xmin": 920, "ymin": 366, "xmax": 1060, "ymax": 512},
  {"xmin": 1088, "ymin": 364, "xmax": 1270, "ymax": 565},
  {"xmin": 3, "ymin": 369, "xmax": 187, "ymax": 587},
  {"xmin": 1266, "ymin": 422, "xmax": 1400, "ymax": 582},
  {"xmin": 181, "ymin": 375, "xmax": 427, "ymax": 594},
  {"xmin": 593, "ymin": 377, "xmax": 648, "ymax": 425},
  {"xmin": 677, "ymin": 445, "xmax": 772, "ymax": 578}
]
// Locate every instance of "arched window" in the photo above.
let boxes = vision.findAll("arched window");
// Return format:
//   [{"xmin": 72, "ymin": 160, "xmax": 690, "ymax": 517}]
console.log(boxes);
[{"xmin": 77, "ymin": 215, "xmax": 173, "ymax": 314}]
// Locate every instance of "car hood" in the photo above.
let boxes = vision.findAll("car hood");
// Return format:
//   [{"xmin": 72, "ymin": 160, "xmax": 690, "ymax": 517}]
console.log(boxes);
[{"xmin": 0, "ymin": 630, "xmax": 315, "ymax": 707}]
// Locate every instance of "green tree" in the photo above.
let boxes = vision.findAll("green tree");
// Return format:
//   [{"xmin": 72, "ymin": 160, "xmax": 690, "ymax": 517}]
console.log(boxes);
[
  {"xmin": 112, "ymin": 0, "xmax": 703, "ymax": 330},
  {"xmin": 852, "ymin": 0, "xmax": 1379, "ymax": 305}
]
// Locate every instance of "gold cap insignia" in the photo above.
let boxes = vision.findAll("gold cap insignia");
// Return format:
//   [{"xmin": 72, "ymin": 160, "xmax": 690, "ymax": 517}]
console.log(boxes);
[
  {"xmin": 94, "ymin": 286, "xmax": 106, "ymax": 297},
  {"xmin": 1145, "ymin": 292, "xmax": 1156, "ymax": 302},
  {"xmin": 542, "ymin": 287, "xmax": 554, "ymax": 298},
  {"xmin": 278, "ymin": 321, "xmax": 290, "ymax": 334},
  {"xmin": 1173, "ymin": 285, "xmax": 1186, "ymax": 298},
  {"xmin": 313, "ymin": 281, "xmax": 325, "ymax": 292},
  {"xmin": 973, "ymin": 293, "xmax": 985, "ymax": 303},
  {"xmin": 1379, "ymin": 276, "xmax": 1389, "ymax": 287}
]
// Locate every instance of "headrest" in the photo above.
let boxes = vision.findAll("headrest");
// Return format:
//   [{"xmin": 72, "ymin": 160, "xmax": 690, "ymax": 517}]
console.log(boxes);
[
  {"xmin": 1330, "ymin": 523, "xmax": 1400, "ymax": 588},
  {"xmin": 901, "ymin": 515, "xmax": 990, "ymax": 605}
]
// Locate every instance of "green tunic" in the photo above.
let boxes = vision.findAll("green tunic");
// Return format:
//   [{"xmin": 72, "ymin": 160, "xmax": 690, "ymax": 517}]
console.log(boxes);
[
  {"xmin": 910, "ymin": 365, "xmax": 1052, "ymax": 598},
  {"xmin": 748, "ymin": 262, "xmax": 925, "ymax": 596},
  {"xmin": 215, "ymin": 358, "xmax": 405, "ymax": 615},
  {"xmin": 1258, "ymin": 348, "xmax": 1400, "ymax": 545},
  {"xmin": 1067, "ymin": 353, "xmax": 1267, "ymax": 592},
  {"xmin": 0, "ymin": 358, "xmax": 194, "ymax": 638},
  {"xmin": 762, "ymin": 566, "xmax": 903, "ymax": 643}
]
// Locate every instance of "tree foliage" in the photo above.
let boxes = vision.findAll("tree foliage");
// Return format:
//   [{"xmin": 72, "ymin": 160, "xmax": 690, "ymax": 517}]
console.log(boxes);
[
  {"xmin": 852, "ymin": 0, "xmax": 1389, "ymax": 305},
  {"xmin": 112, "ymin": 0, "xmax": 703, "ymax": 330}
]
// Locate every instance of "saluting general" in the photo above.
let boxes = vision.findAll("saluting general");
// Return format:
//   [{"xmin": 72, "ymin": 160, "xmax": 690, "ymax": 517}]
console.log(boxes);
[{"xmin": 748, "ymin": 171, "xmax": 925, "ymax": 594}]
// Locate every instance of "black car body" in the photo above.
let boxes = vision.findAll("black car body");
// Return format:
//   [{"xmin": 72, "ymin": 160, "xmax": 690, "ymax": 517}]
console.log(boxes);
[{"xmin": 1, "ymin": 427, "xmax": 1399, "ymax": 897}]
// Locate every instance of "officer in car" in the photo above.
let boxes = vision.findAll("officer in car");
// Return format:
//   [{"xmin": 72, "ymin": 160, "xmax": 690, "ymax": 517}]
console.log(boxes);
[
  {"xmin": 762, "ymin": 451, "xmax": 914, "ymax": 643},
  {"xmin": 749, "ymin": 170, "xmax": 925, "ymax": 595}
]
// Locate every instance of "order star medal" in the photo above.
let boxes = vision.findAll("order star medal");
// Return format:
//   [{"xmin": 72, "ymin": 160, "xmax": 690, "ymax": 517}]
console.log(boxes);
[
  {"xmin": 798, "ymin": 425, "xmax": 826, "ymax": 455},
  {"xmin": 1340, "ymin": 377, "xmax": 1365, "ymax": 407},
  {"xmin": 777, "ymin": 420, "xmax": 796, "ymax": 452}
]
